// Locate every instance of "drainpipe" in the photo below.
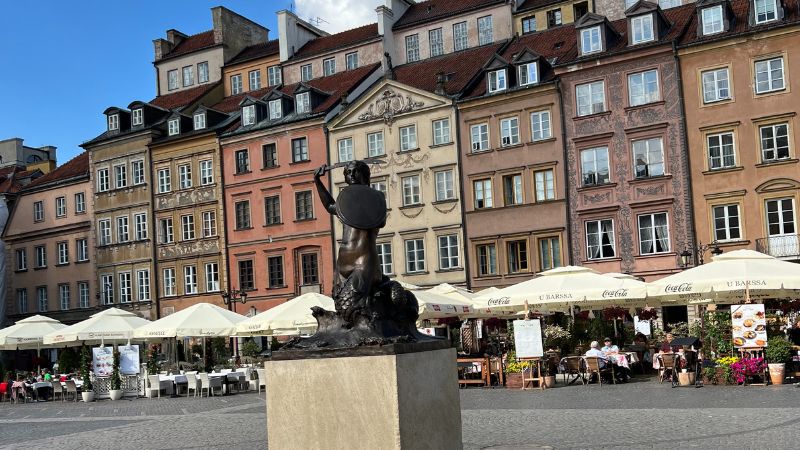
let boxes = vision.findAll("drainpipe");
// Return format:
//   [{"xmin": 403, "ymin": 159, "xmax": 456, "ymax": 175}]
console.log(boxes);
[
  {"xmin": 673, "ymin": 41, "xmax": 698, "ymax": 268},
  {"xmin": 556, "ymin": 78, "xmax": 574, "ymax": 265},
  {"xmin": 323, "ymin": 125, "xmax": 336, "ymax": 295},
  {"xmin": 147, "ymin": 138, "xmax": 161, "ymax": 320},
  {"xmin": 453, "ymin": 103, "xmax": 472, "ymax": 290}
]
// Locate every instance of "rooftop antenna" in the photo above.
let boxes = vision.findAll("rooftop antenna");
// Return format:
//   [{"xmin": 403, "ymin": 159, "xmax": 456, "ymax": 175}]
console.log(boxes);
[
  {"xmin": 308, "ymin": 16, "xmax": 329, "ymax": 27},
  {"xmin": 289, "ymin": 1, "xmax": 295, "ymax": 13}
]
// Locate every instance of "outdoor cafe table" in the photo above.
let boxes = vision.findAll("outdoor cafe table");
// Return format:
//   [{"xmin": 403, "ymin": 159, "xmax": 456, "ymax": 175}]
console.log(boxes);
[
  {"xmin": 161, "ymin": 372, "xmax": 245, "ymax": 395},
  {"xmin": 608, "ymin": 352, "xmax": 639, "ymax": 370}
]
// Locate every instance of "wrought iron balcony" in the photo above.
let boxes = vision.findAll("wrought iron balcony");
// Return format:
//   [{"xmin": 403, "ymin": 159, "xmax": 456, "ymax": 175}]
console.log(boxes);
[{"xmin": 756, "ymin": 235, "xmax": 800, "ymax": 259}]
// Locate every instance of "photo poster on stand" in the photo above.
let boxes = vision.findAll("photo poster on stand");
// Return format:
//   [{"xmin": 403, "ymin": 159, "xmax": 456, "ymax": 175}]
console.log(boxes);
[
  {"xmin": 119, "ymin": 345, "xmax": 140, "ymax": 375},
  {"xmin": 731, "ymin": 304, "xmax": 767, "ymax": 348},
  {"xmin": 92, "ymin": 347, "xmax": 113, "ymax": 377},
  {"xmin": 634, "ymin": 316, "xmax": 651, "ymax": 336},
  {"xmin": 513, "ymin": 319, "xmax": 544, "ymax": 359}
]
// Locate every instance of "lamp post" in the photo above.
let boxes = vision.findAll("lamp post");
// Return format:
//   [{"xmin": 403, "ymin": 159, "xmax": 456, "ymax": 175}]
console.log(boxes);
[
  {"xmin": 221, "ymin": 288, "xmax": 248, "ymax": 306},
  {"xmin": 680, "ymin": 241, "xmax": 723, "ymax": 268}
]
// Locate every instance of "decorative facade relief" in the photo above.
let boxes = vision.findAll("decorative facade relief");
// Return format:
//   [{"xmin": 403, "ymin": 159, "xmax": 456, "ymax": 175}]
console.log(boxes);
[{"xmin": 357, "ymin": 89, "xmax": 424, "ymax": 126}]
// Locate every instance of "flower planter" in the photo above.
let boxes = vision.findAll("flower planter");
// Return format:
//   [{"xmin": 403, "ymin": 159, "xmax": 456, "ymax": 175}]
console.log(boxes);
[
  {"xmin": 543, "ymin": 375, "xmax": 556, "ymax": 388},
  {"xmin": 109, "ymin": 389, "xmax": 123, "ymax": 401},
  {"xmin": 505, "ymin": 373, "xmax": 523, "ymax": 389},
  {"xmin": 768, "ymin": 363, "xmax": 785, "ymax": 385},
  {"xmin": 678, "ymin": 372, "xmax": 696, "ymax": 386},
  {"xmin": 81, "ymin": 391, "xmax": 95, "ymax": 403}
]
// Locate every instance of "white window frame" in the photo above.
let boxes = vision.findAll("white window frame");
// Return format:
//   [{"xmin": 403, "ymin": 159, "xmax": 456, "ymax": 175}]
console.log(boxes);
[
  {"xmin": 633, "ymin": 137, "xmax": 665, "ymax": 178},
  {"xmin": 576, "ymin": 80, "xmax": 606, "ymax": 116},
  {"xmin": 269, "ymin": 100, "xmax": 282, "ymax": 120},
  {"xmin": 101, "ymin": 274, "xmax": 114, "ymax": 304},
  {"xmin": 184, "ymin": 265, "xmax": 198, "ymax": 294},
  {"xmin": 581, "ymin": 26, "xmax": 602, "ymax": 54},
  {"xmin": 99, "ymin": 219, "xmax": 112, "ymax": 246},
  {"xmin": 231, "ymin": 74, "xmax": 243, "ymax": 94},
  {"xmin": 429, "ymin": 28, "xmax": 444, "ymax": 57},
  {"xmin": 755, "ymin": 0, "xmax": 778, "ymax": 24},
  {"xmin": 159, "ymin": 218, "xmax": 174, "ymax": 244},
  {"xmin": 638, "ymin": 212, "xmax": 671, "ymax": 255},
  {"xmin": 132, "ymin": 160, "xmax": 145, "ymax": 185},
  {"xmin": 300, "ymin": 64, "xmax": 313, "ymax": 81},
  {"xmin": 116, "ymin": 216, "xmax": 129, "ymax": 243},
  {"xmin": 75, "ymin": 192, "xmax": 86, "ymax": 214},
  {"xmin": 338, "ymin": 138, "xmax": 354, "ymax": 163},
  {"xmin": 15, "ymin": 248, "xmax": 26, "ymax": 271},
  {"xmin": 476, "ymin": 243, "xmax": 498, "ymax": 276},
  {"xmin": 182, "ymin": 65, "xmax": 194, "ymax": 87},
  {"xmin": 114, "ymin": 164, "xmax": 127, "ymax": 189},
  {"xmin": 323, "ymin": 58, "xmax": 336, "ymax": 76},
  {"xmin": 242, "ymin": 105, "xmax": 256, "ymax": 126},
  {"xmin": 503, "ymin": 174, "xmax": 523, "ymax": 206},
  {"xmin": 760, "ymin": 123, "xmax": 790, "ymax": 162},
  {"xmin": 158, "ymin": 168, "xmax": 171, "ymax": 193},
  {"xmin": 628, "ymin": 69, "xmax": 660, "ymax": 106},
  {"xmin": 118, "ymin": 272, "xmax": 132, "ymax": 304},
  {"xmin": 631, "ymin": 14, "xmax": 654, "ymax": 45},
  {"xmin": 168, "ymin": 70, "xmax": 179, "ymax": 91},
  {"xmin": 163, "ymin": 268, "xmax": 176, "ymax": 297},
  {"xmin": 108, "ymin": 114, "xmax": 119, "ymax": 131},
  {"xmin": 488, "ymin": 69, "xmax": 507, "ymax": 93},
  {"xmin": 754, "ymin": 57, "xmax": 785, "ymax": 94},
  {"xmin": 346, "ymin": 52, "xmax": 359, "ymax": 70},
  {"xmin": 702, "ymin": 5, "xmax": 724, "ymax": 35},
  {"xmin": 766, "ymin": 198, "xmax": 796, "ymax": 237},
  {"xmin": 35, "ymin": 245, "xmax": 46, "ymax": 268},
  {"xmin": 168, "ymin": 118, "xmax": 180, "ymax": 136},
  {"xmin": 249, "ymin": 69, "xmax": 261, "ymax": 90},
  {"xmin": 17, "ymin": 288, "xmax": 28, "ymax": 313},
  {"xmin": 405, "ymin": 239, "xmax": 426, "ymax": 273},
  {"xmin": 200, "ymin": 159, "xmax": 213, "ymax": 185},
  {"xmin": 137, "ymin": 270, "xmax": 150, "ymax": 301},
  {"xmin": 268, "ymin": 66, "xmax": 282, "ymax": 86},
  {"xmin": 453, "ymin": 21, "xmax": 468, "ymax": 51},
  {"xmin": 433, "ymin": 118, "xmax": 450, "ymax": 145},
  {"xmin": 33, "ymin": 201, "xmax": 44, "ymax": 222},
  {"xmin": 134, "ymin": 213, "xmax": 148, "ymax": 240},
  {"xmin": 57, "ymin": 241, "xmax": 69, "ymax": 265},
  {"xmin": 500, "ymin": 117, "xmax": 520, "ymax": 147},
  {"xmin": 205, "ymin": 263, "xmax": 220, "ymax": 292},
  {"xmin": 55, "ymin": 196, "xmax": 66, "ymax": 218},
  {"xmin": 712, "ymin": 204, "xmax": 741, "ymax": 242},
  {"xmin": 77, "ymin": 238, "xmax": 88, "ymax": 262},
  {"xmin": 38, "ymin": 286, "xmax": 48, "ymax": 312},
  {"xmin": 400, "ymin": 125, "xmax": 417, "ymax": 151},
  {"xmin": 202, "ymin": 211, "xmax": 217, "ymax": 237},
  {"xmin": 78, "ymin": 282, "xmax": 89, "ymax": 308},
  {"xmin": 478, "ymin": 15, "xmax": 493, "ymax": 45},
  {"xmin": 534, "ymin": 169, "xmax": 555, "ymax": 202},
  {"xmin": 377, "ymin": 242, "xmax": 393, "ymax": 275},
  {"xmin": 194, "ymin": 112, "xmax": 206, "ymax": 130},
  {"xmin": 198, "ymin": 62, "xmax": 209, "ymax": 83},
  {"xmin": 296, "ymin": 92, "xmax": 310, "ymax": 114},
  {"xmin": 132, "ymin": 108, "xmax": 143, "ymax": 126},
  {"xmin": 701, "ymin": 68, "xmax": 730, "ymax": 103},
  {"xmin": 438, "ymin": 234, "xmax": 460, "ymax": 270},
  {"xmin": 519, "ymin": 62, "xmax": 538, "ymax": 86},
  {"xmin": 368, "ymin": 131, "xmax": 385, "ymax": 157},
  {"xmin": 97, "ymin": 168, "xmax": 109, "ymax": 192},
  {"xmin": 470, "ymin": 123, "xmax": 489, "ymax": 152},
  {"xmin": 405, "ymin": 34, "xmax": 420, "ymax": 63},
  {"xmin": 531, "ymin": 110, "xmax": 551, "ymax": 141},
  {"xmin": 473, "ymin": 179, "xmax": 493, "ymax": 209},
  {"xmin": 178, "ymin": 164, "xmax": 192, "ymax": 189},
  {"xmin": 707, "ymin": 132, "xmax": 736, "ymax": 169},
  {"xmin": 181, "ymin": 214, "xmax": 196, "ymax": 241},
  {"xmin": 402, "ymin": 175, "xmax": 421, "ymax": 206},
  {"xmin": 434, "ymin": 169, "xmax": 455, "ymax": 201},
  {"xmin": 586, "ymin": 219, "xmax": 616, "ymax": 260}
]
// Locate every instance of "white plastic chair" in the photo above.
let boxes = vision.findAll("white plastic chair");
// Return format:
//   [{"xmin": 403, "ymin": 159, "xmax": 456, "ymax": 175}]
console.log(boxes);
[
  {"xmin": 186, "ymin": 373, "xmax": 199, "ymax": 397},
  {"xmin": 199, "ymin": 373, "xmax": 222, "ymax": 397},
  {"xmin": 256, "ymin": 368, "xmax": 267, "ymax": 394},
  {"xmin": 51, "ymin": 381, "xmax": 64, "ymax": 402}
]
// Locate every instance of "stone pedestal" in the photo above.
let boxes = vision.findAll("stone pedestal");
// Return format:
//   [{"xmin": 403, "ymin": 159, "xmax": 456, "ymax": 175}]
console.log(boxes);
[{"xmin": 265, "ymin": 344, "xmax": 462, "ymax": 449}]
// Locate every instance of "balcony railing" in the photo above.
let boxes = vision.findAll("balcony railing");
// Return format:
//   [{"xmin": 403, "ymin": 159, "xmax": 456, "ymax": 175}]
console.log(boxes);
[{"xmin": 756, "ymin": 235, "xmax": 800, "ymax": 259}]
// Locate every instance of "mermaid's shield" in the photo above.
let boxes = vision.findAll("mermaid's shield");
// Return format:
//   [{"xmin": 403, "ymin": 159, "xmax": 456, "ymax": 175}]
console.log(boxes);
[{"xmin": 335, "ymin": 184, "xmax": 387, "ymax": 230}]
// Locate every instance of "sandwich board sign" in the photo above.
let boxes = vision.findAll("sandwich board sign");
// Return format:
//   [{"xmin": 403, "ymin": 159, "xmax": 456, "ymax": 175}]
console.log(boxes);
[{"xmin": 513, "ymin": 319, "xmax": 544, "ymax": 358}]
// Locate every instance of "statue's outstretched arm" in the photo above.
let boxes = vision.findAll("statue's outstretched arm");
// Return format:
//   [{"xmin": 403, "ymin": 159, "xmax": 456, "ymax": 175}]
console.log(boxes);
[{"xmin": 314, "ymin": 165, "xmax": 337, "ymax": 214}]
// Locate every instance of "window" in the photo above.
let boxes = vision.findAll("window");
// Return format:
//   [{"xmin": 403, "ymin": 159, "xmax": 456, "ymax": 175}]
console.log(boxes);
[
  {"xmin": 581, "ymin": 26, "xmax": 602, "ymax": 54},
  {"xmin": 163, "ymin": 268, "xmax": 176, "ymax": 296},
  {"xmin": 180, "ymin": 215, "xmax": 195, "ymax": 240},
  {"xmin": 249, "ymin": 69, "xmax": 261, "ymax": 90},
  {"xmin": 586, "ymin": 219, "xmax": 616, "ymax": 259},
  {"xmin": 702, "ymin": 68, "xmax": 730, "ymax": 103},
  {"xmin": 519, "ymin": 63, "xmax": 538, "ymax": 86},
  {"xmin": 476, "ymin": 243, "xmax": 497, "ymax": 275},
  {"xmin": 267, "ymin": 256, "xmax": 285, "ymax": 288},
  {"xmin": 265, "ymin": 195, "xmax": 281, "ymax": 225},
  {"xmin": 57, "ymin": 242, "xmax": 69, "ymax": 265},
  {"xmin": 500, "ymin": 117, "xmax": 519, "ymax": 146},
  {"xmin": 292, "ymin": 137, "xmax": 309, "ymax": 162},
  {"xmin": 75, "ymin": 192, "xmax": 86, "ymax": 214},
  {"xmin": 198, "ymin": 61, "xmax": 209, "ymax": 83},
  {"xmin": 346, "ymin": 52, "xmax": 359, "ymax": 70},
  {"xmin": 755, "ymin": 0, "xmax": 778, "ymax": 23},
  {"xmin": 453, "ymin": 22, "xmax": 468, "ymax": 51},
  {"xmin": 178, "ymin": 164, "xmax": 192, "ymax": 189},
  {"xmin": 400, "ymin": 125, "xmax": 417, "ymax": 151},
  {"xmin": 132, "ymin": 108, "xmax": 143, "ymax": 126},
  {"xmin": 235, "ymin": 149, "xmax": 250, "ymax": 173},
  {"xmin": 503, "ymin": 174, "xmax": 523, "ymax": 206},
  {"xmin": 238, "ymin": 260, "xmax": 254, "ymax": 290},
  {"xmin": 660, "ymin": 0, "xmax": 680, "ymax": 7},
  {"xmin": 204, "ymin": 263, "xmax": 219, "ymax": 292},
  {"xmin": 581, "ymin": 147, "xmax": 609, "ymax": 186},
  {"xmin": 56, "ymin": 196, "xmax": 67, "ymax": 217},
  {"xmin": 507, "ymin": 240, "xmax": 529, "ymax": 273},
  {"xmin": 638, "ymin": 212, "xmax": 670, "ymax": 254},
  {"xmin": 433, "ymin": 119, "xmax": 450, "ymax": 145},
  {"xmin": 368, "ymin": 132, "xmax": 384, "ymax": 157},
  {"xmin": 158, "ymin": 168, "xmax": 172, "ymax": 193},
  {"xmin": 168, "ymin": 69, "xmax": 178, "ymax": 91},
  {"xmin": 184, "ymin": 266, "xmax": 197, "ymax": 294},
  {"xmin": 478, "ymin": 15, "xmax": 493, "ymax": 45},
  {"xmin": 168, "ymin": 118, "xmax": 180, "ymax": 136},
  {"xmin": 755, "ymin": 57, "xmax": 785, "ymax": 94},
  {"xmin": 15, "ymin": 248, "xmax": 26, "ymax": 271},
  {"xmin": 628, "ymin": 70, "xmax": 659, "ymax": 106},
  {"xmin": 436, "ymin": 235, "xmax": 459, "ymax": 270},
  {"xmin": 531, "ymin": 111, "xmax": 551, "ymax": 141},
  {"xmin": 17, "ymin": 289, "xmax": 28, "ymax": 313},
  {"xmin": 35, "ymin": 245, "xmax": 46, "ymax": 267},
  {"xmin": 539, "ymin": 237, "xmax": 562, "ymax": 271},
  {"xmin": 78, "ymin": 282, "xmax": 89, "ymax": 308},
  {"xmin": 159, "ymin": 218, "xmax": 174, "ymax": 244},
  {"xmin": 37, "ymin": 286, "xmax": 48, "ymax": 312},
  {"xmin": 97, "ymin": 168, "xmax": 109, "ymax": 192},
  {"xmin": 117, "ymin": 216, "xmax": 129, "ymax": 242},
  {"xmin": 760, "ymin": 123, "xmax": 790, "ymax": 161},
  {"xmin": 713, "ymin": 204, "xmax": 741, "ymax": 241},
  {"xmin": 405, "ymin": 239, "xmax": 426, "ymax": 273},
  {"xmin": 435, "ymin": 170, "xmax": 455, "ymax": 201},
  {"xmin": 119, "ymin": 272, "xmax": 132, "ymax": 303},
  {"xmin": 402, "ymin": 175, "xmax": 421, "ymax": 206},
  {"xmin": 181, "ymin": 65, "xmax": 193, "ymax": 87},
  {"xmin": 338, "ymin": 138, "xmax": 354, "ymax": 162},
  {"xmin": 137, "ymin": 270, "xmax": 150, "ymax": 301},
  {"xmin": 269, "ymin": 100, "xmax": 282, "ymax": 120},
  {"xmin": 107, "ymin": 114, "xmax": 119, "ymax": 131},
  {"xmin": 301, "ymin": 64, "xmax": 313, "ymax": 81},
  {"xmin": 77, "ymin": 238, "xmax": 88, "ymax": 262},
  {"xmin": 242, "ymin": 105, "xmax": 256, "ymax": 126},
  {"xmin": 295, "ymin": 191, "xmax": 314, "ymax": 220},
  {"xmin": 114, "ymin": 164, "xmax": 127, "ymax": 188},
  {"xmin": 99, "ymin": 219, "xmax": 111, "ymax": 246},
  {"xmin": 488, "ymin": 69, "xmax": 507, "ymax": 93},
  {"xmin": 231, "ymin": 74, "xmax": 243, "ymax": 94},
  {"xmin": 547, "ymin": 9, "xmax": 562, "ymax": 27},
  {"xmin": 371, "ymin": 180, "xmax": 388, "ymax": 206},
  {"xmin": 766, "ymin": 198, "xmax": 795, "ymax": 236},
  {"xmin": 702, "ymin": 6, "xmax": 724, "ymax": 35},
  {"xmin": 235, "ymin": 200, "xmax": 251, "ymax": 229},
  {"xmin": 323, "ymin": 58, "xmax": 336, "ymax": 76},
  {"xmin": 535, "ymin": 169, "xmax": 555, "ymax": 201},
  {"xmin": 32, "ymin": 200, "xmax": 44, "ymax": 222},
  {"xmin": 263, "ymin": 143, "xmax": 278, "ymax": 168},
  {"xmin": 101, "ymin": 274, "xmax": 113, "ymax": 304},
  {"xmin": 474, "ymin": 179, "xmax": 493, "ymax": 209},
  {"xmin": 198, "ymin": 160, "xmax": 213, "ymax": 185},
  {"xmin": 406, "ymin": 34, "xmax": 420, "ymax": 62},
  {"xmin": 522, "ymin": 16, "xmax": 537, "ymax": 34},
  {"xmin": 429, "ymin": 28, "xmax": 444, "ymax": 57},
  {"xmin": 301, "ymin": 253, "xmax": 319, "ymax": 285},
  {"xmin": 202, "ymin": 211, "xmax": 217, "ymax": 237},
  {"xmin": 631, "ymin": 14, "xmax": 654, "ymax": 44},
  {"xmin": 576, "ymin": 81, "xmax": 605, "ymax": 116},
  {"xmin": 470, "ymin": 123, "xmax": 489, "ymax": 152},
  {"xmin": 194, "ymin": 112, "xmax": 206, "ymax": 130},
  {"xmin": 633, "ymin": 138, "xmax": 664, "ymax": 178},
  {"xmin": 707, "ymin": 132, "xmax": 736, "ymax": 169},
  {"xmin": 132, "ymin": 160, "xmax": 145, "ymax": 185},
  {"xmin": 296, "ymin": 92, "xmax": 310, "ymax": 114},
  {"xmin": 267, "ymin": 66, "xmax": 282, "ymax": 86}
]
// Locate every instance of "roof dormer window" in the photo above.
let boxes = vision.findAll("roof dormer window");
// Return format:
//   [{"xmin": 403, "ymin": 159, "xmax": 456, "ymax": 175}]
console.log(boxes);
[
  {"xmin": 242, "ymin": 105, "xmax": 256, "ymax": 126},
  {"xmin": 296, "ymin": 92, "xmax": 310, "ymax": 114},
  {"xmin": 754, "ymin": 0, "xmax": 778, "ymax": 24},
  {"xmin": 581, "ymin": 26, "xmax": 602, "ymax": 54},
  {"xmin": 132, "ymin": 108, "xmax": 143, "ymax": 126},
  {"xmin": 631, "ymin": 14, "xmax": 654, "ymax": 44},
  {"xmin": 519, "ymin": 63, "xmax": 539, "ymax": 86},
  {"xmin": 108, "ymin": 114, "xmax": 119, "ymax": 131},
  {"xmin": 488, "ymin": 69, "xmax": 507, "ymax": 93},
  {"xmin": 702, "ymin": 5, "xmax": 724, "ymax": 35},
  {"xmin": 168, "ymin": 118, "xmax": 180, "ymax": 136},
  {"xmin": 269, "ymin": 100, "xmax": 282, "ymax": 120},
  {"xmin": 194, "ymin": 112, "xmax": 206, "ymax": 130}
]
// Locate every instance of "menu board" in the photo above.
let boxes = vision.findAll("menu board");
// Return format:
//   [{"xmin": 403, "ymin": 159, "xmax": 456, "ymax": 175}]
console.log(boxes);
[
  {"xmin": 731, "ymin": 304, "xmax": 767, "ymax": 348},
  {"xmin": 513, "ymin": 319, "xmax": 544, "ymax": 359},
  {"xmin": 92, "ymin": 347, "xmax": 114, "ymax": 377},
  {"xmin": 119, "ymin": 345, "xmax": 140, "ymax": 375}
]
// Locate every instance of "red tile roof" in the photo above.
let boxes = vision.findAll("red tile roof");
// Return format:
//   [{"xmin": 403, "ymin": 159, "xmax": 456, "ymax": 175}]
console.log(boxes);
[
  {"xmin": 393, "ymin": 0, "xmax": 506, "ymax": 30},
  {"xmin": 24, "ymin": 152, "xmax": 89, "ymax": 190},
  {"xmin": 516, "ymin": 0, "xmax": 567, "ymax": 12},
  {"xmin": 227, "ymin": 40, "xmax": 280, "ymax": 66},
  {"xmin": 162, "ymin": 30, "xmax": 217, "ymax": 60},
  {"xmin": 0, "ymin": 166, "xmax": 43, "ymax": 194},
  {"xmin": 149, "ymin": 82, "xmax": 221, "ymax": 110},
  {"xmin": 679, "ymin": 0, "xmax": 800, "ymax": 46},
  {"xmin": 293, "ymin": 24, "xmax": 380, "ymax": 59}
]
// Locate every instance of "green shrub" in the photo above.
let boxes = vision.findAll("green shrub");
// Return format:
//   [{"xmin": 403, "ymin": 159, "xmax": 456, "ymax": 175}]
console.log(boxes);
[
  {"xmin": 80, "ymin": 346, "xmax": 93, "ymax": 391},
  {"xmin": 110, "ymin": 349, "xmax": 122, "ymax": 390},
  {"xmin": 240, "ymin": 339, "xmax": 261, "ymax": 358},
  {"xmin": 57, "ymin": 347, "xmax": 80, "ymax": 374},
  {"xmin": 765, "ymin": 337, "xmax": 794, "ymax": 364}
]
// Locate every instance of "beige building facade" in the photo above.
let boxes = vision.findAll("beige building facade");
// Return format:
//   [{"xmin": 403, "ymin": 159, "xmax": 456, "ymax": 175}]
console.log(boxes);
[{"xmin": 513, "ymin": 0, "xmax": 592, "ymax": 33}]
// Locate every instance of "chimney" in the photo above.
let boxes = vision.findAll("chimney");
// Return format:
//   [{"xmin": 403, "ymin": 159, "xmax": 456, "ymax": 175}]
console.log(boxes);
[
  {"xmin": 152, "ymin": 38, "xmax": 174, "ymax": 61},
  {"xmin": 166, "ymin": 29, "xmax": 188, "ymax": 45},
  {"xmin": 435, "ymin": 72, "xmax": 447, "ymax": 96},
  {"xmin": 340, "ymin": 91, "xmax": 350, "ymax": 109},
  {"xmin": 39, "ymin": 145, "xmax": 57, "ymax": 162},
  {"xmin": 277, "ymin": 10, "xmax": 327, "ymax": 63}
]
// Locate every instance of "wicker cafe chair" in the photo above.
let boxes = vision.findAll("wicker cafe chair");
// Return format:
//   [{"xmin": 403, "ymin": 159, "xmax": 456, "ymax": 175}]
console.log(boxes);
[
  {"xmin": 657, "ymin": 353, "xmax": 679, "ymax": 384},
  {"xmin": 64, "ymin": 380, "xmax": 78, "ymax": 402},
  {"xmin": 560, "ymin": 356, "xmax": 586, "ymax": 385},
  {"xmin": 51, "ymin": 381, "xmax": 64, "ymax": 401},
  {"xmin": 583, "ymin": 356, "xmax": 615, "ymax": 386}
]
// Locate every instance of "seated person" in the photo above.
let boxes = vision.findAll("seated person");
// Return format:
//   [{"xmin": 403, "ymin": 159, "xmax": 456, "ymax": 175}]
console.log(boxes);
[
  {"xmin": 43, "ymin": 369, "xmax": 53, "ymax": 382},
  {"xmin": 585, "ymin": 341, "xmax": 608, "ymax": 368},
  {"xmin": 601, "ymin": 337, "xmax": 619, "ymax": 354},
  {"xmin": 659, "ymin": 333, "xmax": 680, "ymax": 353}
]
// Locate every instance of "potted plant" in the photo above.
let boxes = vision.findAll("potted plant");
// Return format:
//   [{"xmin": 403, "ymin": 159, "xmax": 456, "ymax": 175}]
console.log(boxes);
[
  {"xmin": 80, "ymin": 345, "xmax": 95, "ymax": 402},
  {"xmin": 504, "ymin": 351, "xmax": 524, "ymax": 389},
  {"xmin": 731, "ymin": 357, "xmax": 767, "ymax": 385},
  {"xmin": 765, "ymin": 337, "xmax": 793, "ymax": 385},
  {"xmin": 109, "ymin": 349, "xmax": 123, "ymax": 401}
]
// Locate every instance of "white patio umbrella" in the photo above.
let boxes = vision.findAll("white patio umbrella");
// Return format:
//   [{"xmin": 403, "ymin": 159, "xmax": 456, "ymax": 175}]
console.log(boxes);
[
  {"xmin": 235, "ymin": 293, "xmax": 334, "ymax": 336},
  {"xmin": 43, "ymin": 308, "xmax": 151, "ymax": 346},
  {"xmin": 0, "ymin": 315, "xmax": 66, "ymax": 350},
  {"xmin": 134, "ymin": 302, "xmax": 246, "ymax": 339},
  {"xmin": 647, "ymin": 249, "xmax": 800, "ymax": 303},
  {"xmin": 412, "ymin": 288, "xmax": 475, "ymax": 320},
  {"xmin": 427, "ymin": 283, "xmax": 517, "ymax": 318}
]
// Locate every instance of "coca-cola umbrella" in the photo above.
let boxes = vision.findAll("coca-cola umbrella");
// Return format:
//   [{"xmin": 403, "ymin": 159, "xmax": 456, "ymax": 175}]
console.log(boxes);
[{"xmin": 647, "ymin": 249, "xmax": 800, "ymax": 303}]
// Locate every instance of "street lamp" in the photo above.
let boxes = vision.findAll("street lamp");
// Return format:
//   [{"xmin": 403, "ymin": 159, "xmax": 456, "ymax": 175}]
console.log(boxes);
[
  {"xmin": 221, "ymin": 288, "xmax": 248, "ymax": 305},
  {"xmin": 680, "ymin": 241, "xmax": 723, "ymax": 268}
]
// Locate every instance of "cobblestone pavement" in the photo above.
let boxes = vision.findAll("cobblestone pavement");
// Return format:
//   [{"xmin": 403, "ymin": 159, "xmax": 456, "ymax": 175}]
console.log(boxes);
[{"xmin": 0, "ymin": 378, "xmax": 798, "ymax": 449}]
